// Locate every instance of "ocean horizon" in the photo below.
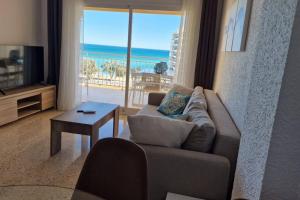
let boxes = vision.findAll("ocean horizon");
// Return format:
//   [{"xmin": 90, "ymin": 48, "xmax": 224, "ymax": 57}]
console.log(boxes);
[
  {"xmin": 82, "ymin": 43, "xmax": 173, "ymax": 74},
  {"xmin": 82, "ymin": 43, "xmax": 170, "ymax": 53}
]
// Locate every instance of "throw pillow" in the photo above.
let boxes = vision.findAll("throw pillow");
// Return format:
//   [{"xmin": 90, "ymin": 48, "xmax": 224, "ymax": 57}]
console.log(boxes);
[
  {"xmin": 183, "ymin": 86, "xmax": 207, "ymax": 114},
  {"xmin": 157, "ymin": 91, "xmax": 191, "ymax": 115},
  {"xmin": 128, "ymin": 115, "xmax": 195, "ymax": 148},
  {"xmin": 182, "ymin": 106, "xmax": 216, "ymax": 152},
  {"xmin": 167, "ymin": 114, "xmax": 189, "ymax": 121}
]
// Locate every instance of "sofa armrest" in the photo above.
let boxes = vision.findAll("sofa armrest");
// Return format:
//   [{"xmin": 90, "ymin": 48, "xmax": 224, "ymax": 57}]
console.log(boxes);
[
  {"xmin": 148, "ymin": 92, "xmax": 166, "ymax": 106},
  {"xmin": 141, "ymin": 145, "xmax": 230, "ymax": 200}
]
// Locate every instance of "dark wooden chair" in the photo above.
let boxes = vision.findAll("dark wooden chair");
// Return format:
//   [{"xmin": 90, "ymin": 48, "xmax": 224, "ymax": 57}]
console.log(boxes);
[{"xmin": 74, "ymin": 138, "xmax": 148, "ymax": 200}]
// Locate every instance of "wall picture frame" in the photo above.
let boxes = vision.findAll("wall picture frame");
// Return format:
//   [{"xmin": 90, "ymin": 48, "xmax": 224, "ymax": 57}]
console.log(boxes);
[{"xmin": 223, "ymin": 0, "xmax": 253, "ymax": 52}]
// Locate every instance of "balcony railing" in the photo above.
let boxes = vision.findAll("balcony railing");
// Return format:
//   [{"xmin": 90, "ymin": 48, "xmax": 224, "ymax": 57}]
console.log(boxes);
[
  {"xmin": 80, "ymin": 51, "xmax": 174, "ymax": 89},
  {"xmin": 80, "ymin": 51, "xmax": 175, "ymax": 106}
]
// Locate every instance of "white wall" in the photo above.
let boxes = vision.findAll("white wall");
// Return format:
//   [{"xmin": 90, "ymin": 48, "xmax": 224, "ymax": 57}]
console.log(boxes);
[
  {"xmin": 0, "ymin": 0, "xmax": 48, "ymax": 80},
  {"xmin": 260, "ymin": 2, "xmax": 300, "ymax": 199},
  {"xmin": 0, "ymin": 0, "xmax": 45, "ymax": 45},
  {"xmin": 214, "ymin": 0, "xmax": 298, "ymax": 199}
]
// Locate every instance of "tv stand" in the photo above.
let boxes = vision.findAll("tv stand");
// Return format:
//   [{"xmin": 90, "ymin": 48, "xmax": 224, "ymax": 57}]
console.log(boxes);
[
  {"xmin": 0, "ymin": 85, "xmax": 56, "ymax": 126},
  {"xmin": 0, "ymin": 89, "xmax": 5, "ymax": 95}
]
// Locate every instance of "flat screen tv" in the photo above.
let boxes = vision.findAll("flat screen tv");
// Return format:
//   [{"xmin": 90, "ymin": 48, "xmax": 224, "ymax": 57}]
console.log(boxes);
[{"xmin": 0, "ymin": 45, "xmax": 44, "ymax": 94}]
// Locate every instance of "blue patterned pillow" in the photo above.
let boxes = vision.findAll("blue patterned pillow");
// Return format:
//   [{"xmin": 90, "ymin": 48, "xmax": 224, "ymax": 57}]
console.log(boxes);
[
  {"xmin": 157, "ymin": 91, "xmax": 191, "ymax": 116},
  {"xmin": 167, "ymin": 114, "xmax": 189, "ymax": 121}
]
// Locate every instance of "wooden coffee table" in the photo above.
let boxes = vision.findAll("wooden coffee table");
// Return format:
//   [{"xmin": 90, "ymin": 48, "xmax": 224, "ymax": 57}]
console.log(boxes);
[{"xmin": 50, "ymin": 102, "xmax": 120, "ymax": 156}]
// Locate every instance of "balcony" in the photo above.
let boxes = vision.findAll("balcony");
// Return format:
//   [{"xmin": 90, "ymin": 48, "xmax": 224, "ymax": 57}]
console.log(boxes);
[{"xmin": 80, "ymin": 51, "xmax": 174, "ymax": 108}]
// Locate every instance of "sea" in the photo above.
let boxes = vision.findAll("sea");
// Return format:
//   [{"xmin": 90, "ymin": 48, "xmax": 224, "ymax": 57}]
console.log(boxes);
[{"xmin": 82, "ymin": 44, "xmax": 172, "ymax": 74}]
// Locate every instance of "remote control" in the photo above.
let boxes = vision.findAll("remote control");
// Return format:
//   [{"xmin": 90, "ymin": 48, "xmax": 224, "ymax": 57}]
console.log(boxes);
[{"xmin": 83, "ymin": 110, "xmax": 96, "ymax": 114}]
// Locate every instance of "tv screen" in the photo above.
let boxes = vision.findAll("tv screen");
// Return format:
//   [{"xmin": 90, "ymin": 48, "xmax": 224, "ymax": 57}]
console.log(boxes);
[{"xmin": 0, "ymin": 45, "xmax": 44, "ymax": 91}]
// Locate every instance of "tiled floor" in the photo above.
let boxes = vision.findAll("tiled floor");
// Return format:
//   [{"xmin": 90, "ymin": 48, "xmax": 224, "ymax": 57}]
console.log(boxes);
[{"xmin": 0, "ymin": 109, "xmax": 127, "ymax": 188}]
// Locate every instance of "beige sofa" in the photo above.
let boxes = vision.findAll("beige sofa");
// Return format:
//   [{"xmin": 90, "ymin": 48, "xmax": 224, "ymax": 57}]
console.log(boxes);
[{"xmin": 121, "ymin": 89, "xmax": 240, "ymax": 200}]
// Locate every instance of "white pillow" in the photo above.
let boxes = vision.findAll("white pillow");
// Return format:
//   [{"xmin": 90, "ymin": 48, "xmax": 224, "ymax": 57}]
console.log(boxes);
[{"xmin": 128, "ymin": 115, "xmax": 195, "ymax": 148}]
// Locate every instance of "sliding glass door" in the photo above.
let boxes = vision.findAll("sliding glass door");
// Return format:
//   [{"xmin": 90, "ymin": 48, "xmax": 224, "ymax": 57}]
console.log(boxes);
[
  {"xmin": 81, "ymin": 9, "xmax": 129, "ymax": 107},
  {"xmin": 129, "ymin": 11, "xmax": 181, "ymax": 107},
  {"xmin": 81, "ymin": 8, "xmax": 181, "ymax": 112}
]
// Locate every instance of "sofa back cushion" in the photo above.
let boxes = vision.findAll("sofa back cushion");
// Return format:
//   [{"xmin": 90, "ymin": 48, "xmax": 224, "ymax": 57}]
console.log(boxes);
[
  {"xmin": 183, "ymin": 86, "xmax": 207, "ymax": 113},
  {"xmin": 182, "ymin": 108, "xmax": 216, "ymax": 152},
  {"xmin": 181, "ymin": 87, "xmax": 216, "ymax": 152}
]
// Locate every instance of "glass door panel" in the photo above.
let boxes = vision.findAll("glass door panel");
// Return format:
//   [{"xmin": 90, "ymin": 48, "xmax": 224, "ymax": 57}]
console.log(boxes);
[
  {"xmin": 81, "ymin": 8, "xmax": 182, "ymax": 112},
  {"xmin": 81, "ymin": 9, "xmax": 129, "ymax": 107},
  {"xmin": 129, "ymin": 11, "xmax": 181, "ymax": 108}
]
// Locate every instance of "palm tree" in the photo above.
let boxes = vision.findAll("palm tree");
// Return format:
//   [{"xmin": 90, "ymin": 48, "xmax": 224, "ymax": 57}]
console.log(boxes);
[
  {"xmin": 115, "ymin": 65, "xmax": 126, "ymax": 78},
  {"xmin": 154, "ymin": 62, "xmax": 168, "ymax": 74},
  {"xmin": 131, "ymin": 66, "xmax": 142, "ymax": 73},
  {"xmin": 102, "ymin": 61, "xmax": 117, "ymax": 80},
  {"xmin": 102, "ymin": 61, "xmax": 126, "ymax": 79},
  {"xmin": 81, "ymin": 59, "xmax": 99, "ymax": 95}
]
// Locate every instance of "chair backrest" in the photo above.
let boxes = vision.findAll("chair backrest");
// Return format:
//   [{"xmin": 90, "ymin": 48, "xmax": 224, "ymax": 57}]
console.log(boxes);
[{"xmin": 75, "ymin": 138, "xmax": 148, "ymax": 200}]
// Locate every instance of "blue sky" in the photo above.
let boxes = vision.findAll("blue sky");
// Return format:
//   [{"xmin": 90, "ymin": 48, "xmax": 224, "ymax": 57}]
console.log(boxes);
[{"xmin": 83, "ymin": 10, "xmax": 181, "ymax": 50}]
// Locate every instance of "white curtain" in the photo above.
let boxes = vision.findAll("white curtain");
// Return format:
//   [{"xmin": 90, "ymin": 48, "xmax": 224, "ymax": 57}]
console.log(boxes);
[
  {"xmin": 58, "ymin": 0, "xmax": 83, "ymax": 110},
  {"xmin": 175, "ymin": 0, "xmax": 203, "ymax": 88}
]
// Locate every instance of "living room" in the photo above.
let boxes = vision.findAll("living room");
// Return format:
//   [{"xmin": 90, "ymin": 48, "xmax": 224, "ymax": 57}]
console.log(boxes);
[{"xmin": 0, "ymin": 0, "xmax": 299, "ymax": 200}]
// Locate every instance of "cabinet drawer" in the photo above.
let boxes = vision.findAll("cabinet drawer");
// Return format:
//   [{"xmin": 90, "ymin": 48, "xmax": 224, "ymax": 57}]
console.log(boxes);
[
  {"xmin": 41, "ymin": 89, "xmax": 55, "ymax": 110},
  {"xmin": 0, "ymin": 100, "xmax": 18, "ymax": 126}
]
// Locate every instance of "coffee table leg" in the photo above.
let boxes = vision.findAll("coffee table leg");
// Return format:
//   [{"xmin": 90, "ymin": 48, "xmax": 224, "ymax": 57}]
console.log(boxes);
[
  {"xmin": 113, "ymin": 108, "xmax": 119, "ymax": 138},
  {"xmin": 50, "ymin": 122, "xmax": 61, "ymax": 156},
  {"xmin": 90, "ymin": 127, "xmax": 99, "ymax": 149}
]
